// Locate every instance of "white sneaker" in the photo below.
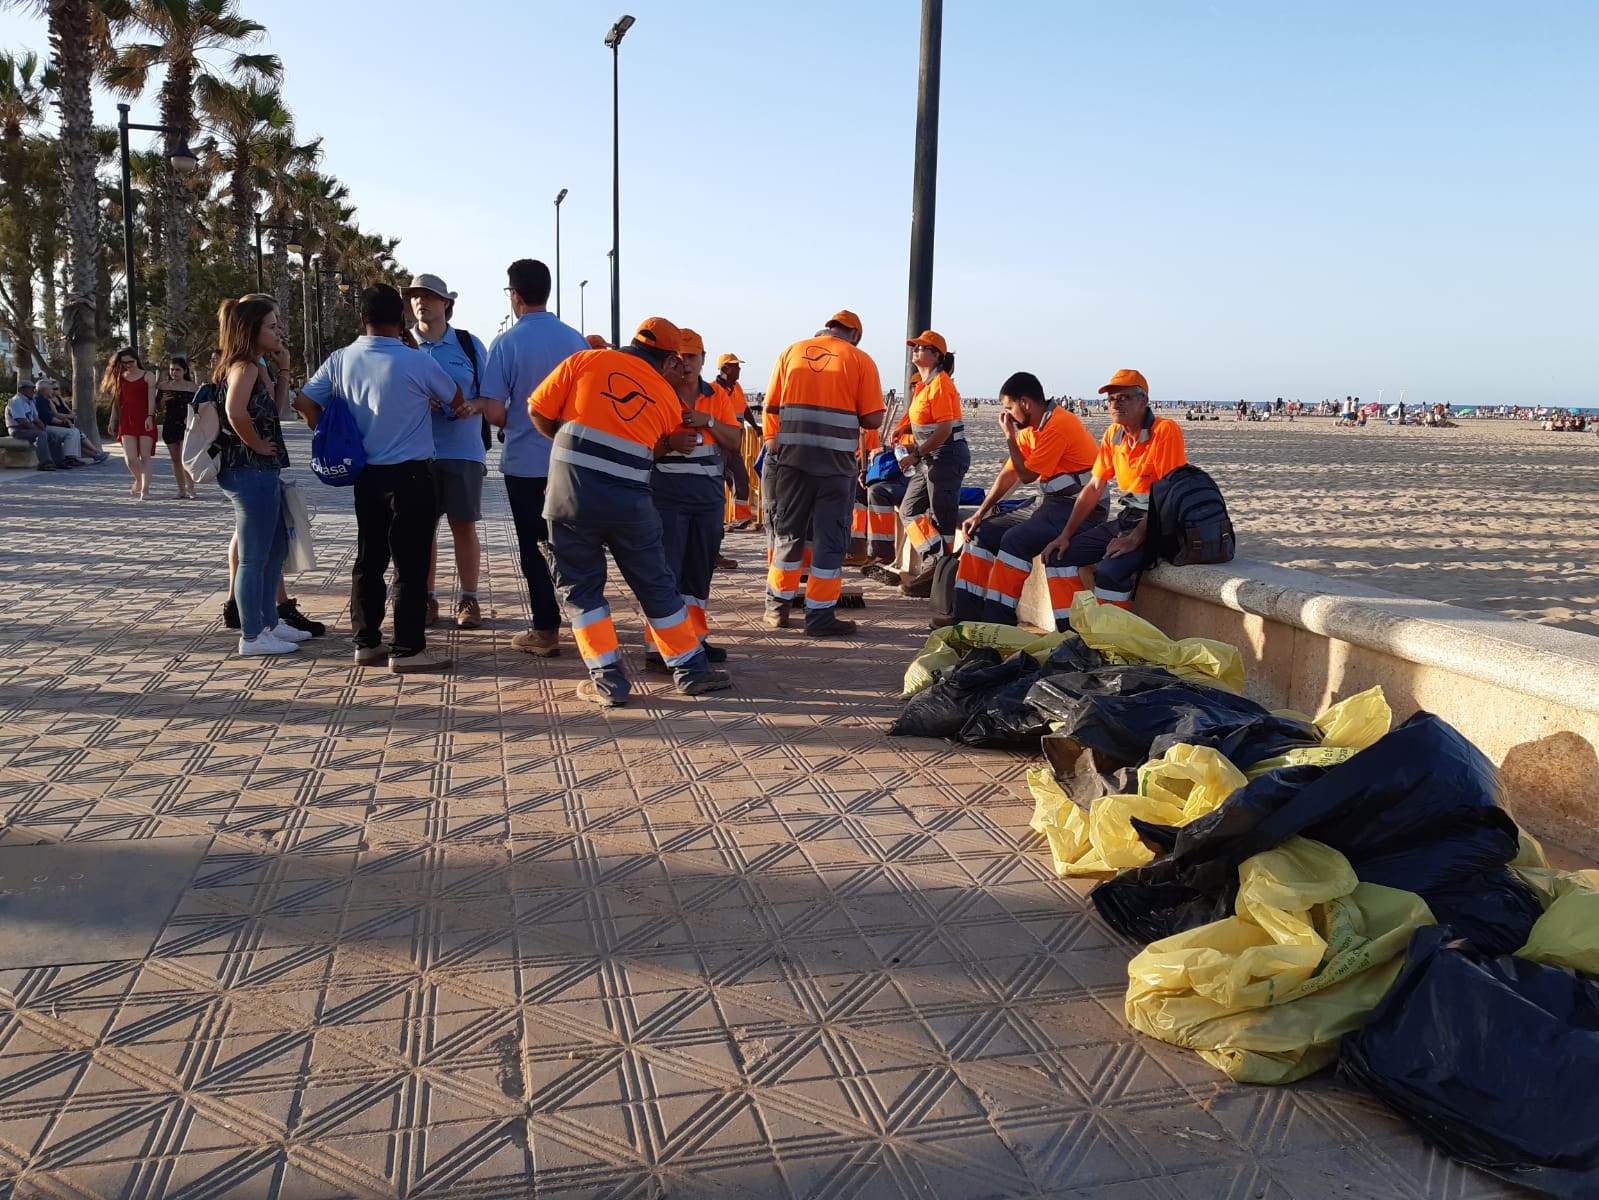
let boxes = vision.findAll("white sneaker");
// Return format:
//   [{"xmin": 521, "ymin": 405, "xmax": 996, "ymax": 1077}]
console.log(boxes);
[
  {"xmin": 265, "ymin": 622, "xmax": 313, "ymax": 643},
  {"xmin": 239, "ymin": 633, "xmax": 297, "ymax": 656}
]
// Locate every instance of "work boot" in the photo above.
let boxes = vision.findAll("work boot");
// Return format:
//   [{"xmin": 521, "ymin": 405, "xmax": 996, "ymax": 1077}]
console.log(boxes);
[
  {"xmin": 714, "ymin": 554, "xmax": 739, "ymax": 570},
  {"xmin": 643, "ymin": 650, "xmax": 670, "ymax": 674},
  {"xmin": 701, "ymin": 641, "xmax": 728, "ymax": 663},
  {"xmin": 900, "ymin": 568, "xmax": 935, "ymax": 598},
  {"xmin": 576, "ymin": 680, "xmax": 626, "ymax": 707},
  {"xmin": 511, "ymin": 629, "xmax": 560, "ymax": 657},
  {"xmin": 763, "ymin": 606, "xmax": 790, "ymax": 630},
  {"xmin": 842, "ymin": 552, "xmax": 873, "ymax": 567},
  {"xmin": 678, "ymin": 669, "xmax": 733, "ymax": 696},
  {"xmin": 928, "ymin": 613, "xmax": 959, "ymax": 629},
  {"xmin": 456, "ymin": 596, "xmax": 482, "ymax": 629},
  {"xmin": 278, "ymin": 598, "xmax": 325, "ymax": 637}
]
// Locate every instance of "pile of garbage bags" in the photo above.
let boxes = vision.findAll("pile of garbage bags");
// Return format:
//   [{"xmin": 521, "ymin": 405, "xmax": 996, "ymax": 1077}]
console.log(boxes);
[{"xmin": 890, "ymin": 597, "xmax": 1599, "ymax": 1196}]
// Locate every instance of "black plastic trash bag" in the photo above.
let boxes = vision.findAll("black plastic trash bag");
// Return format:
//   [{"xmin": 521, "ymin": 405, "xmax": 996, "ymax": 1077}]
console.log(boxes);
[
  {"xmin": 1036, "ymin": 676, "xmax": 1318, "ymax": 775},
  {"xmin": 1040, "ymin": 636, "xmax": 1108, "ymax": 674},
  {"xmin": 889, "ymin": 647, "xmax": 1041, "ymax": 741},
  {"xmin": 1340, "ymin": 925, "xmax": 1599, "ymax": 1199},
  {"xmin": 1093, "ymin": 712, "xmax": 1542, "ymax": 955},
  {"xmin": 958, "ymin": 672, "xmax": 1054, "ymax": 748}
]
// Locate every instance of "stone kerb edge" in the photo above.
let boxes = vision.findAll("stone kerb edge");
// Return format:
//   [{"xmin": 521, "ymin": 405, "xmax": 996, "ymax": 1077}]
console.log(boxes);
[{"xmin": 1144, "ymin": 558, "xmax": 1599, "ymax": 717}]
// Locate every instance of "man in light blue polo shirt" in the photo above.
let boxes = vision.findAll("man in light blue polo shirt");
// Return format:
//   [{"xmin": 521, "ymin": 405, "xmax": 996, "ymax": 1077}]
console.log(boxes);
[
  {"xmin": 301, "ymin": 284, "xmax": 462, "ymax": 674},
  {"xmin": 476, "ymin": 258, "xmax": 587, "ymax": 658},
  {"xmin": 405, "ymin": 273, "xmax": 493, "ymax": 631}
]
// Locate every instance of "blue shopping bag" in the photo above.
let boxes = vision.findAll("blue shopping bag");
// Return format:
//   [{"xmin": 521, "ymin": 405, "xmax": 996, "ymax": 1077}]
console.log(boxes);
[{"xmin": 310, "ymin": 391, "xmax": 365, "ymax": 487}]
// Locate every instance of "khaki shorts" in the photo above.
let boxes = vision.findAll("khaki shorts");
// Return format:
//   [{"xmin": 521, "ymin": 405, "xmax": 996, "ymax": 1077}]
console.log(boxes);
[{"xmin": 434, "ymin": 459, "xmax": 486, "ymax": 522}]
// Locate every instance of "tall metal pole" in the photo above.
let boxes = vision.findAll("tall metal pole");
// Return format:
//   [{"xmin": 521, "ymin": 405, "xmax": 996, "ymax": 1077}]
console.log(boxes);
[
  {"xmin": 554, "ymin": 188, "xmax": 568, "ymax": 319},
  {"xmin": 905, "ymin": 0, "xmax": 943, "ymax": 392},
  {"xmin": 610, "ymin": 42, "xmax": 621, "ymax": 347},
  {"xmin": 117, "ymin": 104, "xmax": 139, "ymax": 359},
  {"xmin": 580, "ymin": 279, "xmax": 588, "ymax": 332}
]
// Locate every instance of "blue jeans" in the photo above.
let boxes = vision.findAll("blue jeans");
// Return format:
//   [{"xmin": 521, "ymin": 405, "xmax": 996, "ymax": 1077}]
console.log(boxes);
[{"xmin": 218, "ymin": 468, "xmax": 287, "ymax": 639}]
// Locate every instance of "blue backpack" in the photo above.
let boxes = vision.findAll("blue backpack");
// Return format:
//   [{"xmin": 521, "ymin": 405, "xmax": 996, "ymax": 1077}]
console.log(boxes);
[{"xmin": 310, "ymin": 360, "xmax": 365, "ymax": 486}]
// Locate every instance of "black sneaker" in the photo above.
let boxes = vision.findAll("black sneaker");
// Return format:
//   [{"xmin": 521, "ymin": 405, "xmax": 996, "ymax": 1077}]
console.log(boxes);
[
  {"xmin": 277, "ymin": 598, "xmax": 325, "ymax": 637},
  {"xmin": 223, "ymin": 598, "xmax": 241, "ymax": 630}
]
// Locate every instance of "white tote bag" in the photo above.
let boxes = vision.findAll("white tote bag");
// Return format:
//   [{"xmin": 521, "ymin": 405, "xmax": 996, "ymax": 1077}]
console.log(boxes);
[{"xmin": 281, "ymin": 480, "xmax": 317, "ymax": 575}]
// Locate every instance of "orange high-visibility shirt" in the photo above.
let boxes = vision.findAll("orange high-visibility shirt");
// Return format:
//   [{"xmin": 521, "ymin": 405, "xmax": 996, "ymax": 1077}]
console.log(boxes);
[
  {"xmin": 763, "ymin": 333, "xmax": 884, "ymax": 476},
  {"xmin": 907, "ymin": 373, "xmax": 962, "ymax": 427},
  {"xmin": 655, "ymin": 377, "xmax": 739, "ymax": 491},
  {"xmin": 1008, "ymin": 403, "xmax": 1099, "ymax": 481},
  {"xmin": 1092, "ymin": 414, "xmax": 1188, "ymax": 503},
  {"xmin": 710, "ymin": 377, "xmax": 747, "ymax": 418},
  {"xmin": 530, "ymin": 348, "xmax": 682, "ymax": 481}
]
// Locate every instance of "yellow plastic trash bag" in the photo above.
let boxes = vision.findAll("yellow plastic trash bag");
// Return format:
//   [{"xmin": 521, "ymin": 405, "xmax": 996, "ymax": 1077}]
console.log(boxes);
[
  {"xmin": 1124, "ymin": 837, "xmax": 1434, "ymax": 1084},
  {"xmin": 1068, "ymin": 592, "xmax": 1245, "ymax": 694},
  {"xmin": 902, "ymin": 622, "xmax": 1069, "ymax": 696},
  {"xmin": 1138, "ymin": 743, "xmax": 1248, "ymax": 814},
  {"xmin": 1518, "ymin": 869, "xmax": 1599, "ymax": 976},
  {"xmin": 1245, "ymin": 688, "xmax": 1391, "ymax": 777},
  {"xmin": 1313, "ymin": 686, "xmax": 1391, "ymax": 751},
  {"xmin": 1027, "ymin": 746, "xmax": 1247, "ymax": 877}
]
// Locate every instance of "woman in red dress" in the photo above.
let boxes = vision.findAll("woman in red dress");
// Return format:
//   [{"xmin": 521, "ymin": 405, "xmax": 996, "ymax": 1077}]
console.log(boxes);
[{"xmin": 102, "ymin": 348, "xmax": 160, "ymax": 499}]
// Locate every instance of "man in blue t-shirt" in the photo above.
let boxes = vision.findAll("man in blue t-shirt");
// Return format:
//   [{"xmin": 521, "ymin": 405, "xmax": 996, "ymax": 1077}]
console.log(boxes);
[
  {"xmin": 300, "ymin": 284, "xmax": 462, "ymax": 674},
  {"xmin": 405, "ymin": 273, "xmax": 493, "ymax": 631},
  {"xmin": 474, "ymin": 258, "xmax": 587, "ymax": 658}
]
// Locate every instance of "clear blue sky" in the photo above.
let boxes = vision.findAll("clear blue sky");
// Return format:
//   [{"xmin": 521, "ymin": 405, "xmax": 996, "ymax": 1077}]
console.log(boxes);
[{"xmin": 5, "ymin": 0, "xmax": 1596, "ymax": 404}]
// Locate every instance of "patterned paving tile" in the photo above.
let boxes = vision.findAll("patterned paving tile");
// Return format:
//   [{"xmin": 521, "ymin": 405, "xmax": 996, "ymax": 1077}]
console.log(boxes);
[{"xmin": 0, "ymin": 443, "xmax": 1536, "ymax": 1198}]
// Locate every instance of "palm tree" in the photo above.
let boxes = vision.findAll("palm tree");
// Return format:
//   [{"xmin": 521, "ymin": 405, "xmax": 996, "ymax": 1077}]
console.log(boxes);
[
  {"xmin": 195, "ymin": 74, "xmax": 285, "ymax": 272},
  {"xmin": 0, "ymin": 48, "xmax": 47, "ymax": 375},
  {"xmin": 252, "ymin": 124, "xmax": 317, "ymax": 322},
  {"xmin": 1, "ymin": 0, "xmax": 126, "ymax": 445},
  {"xmin": 105, "ymin": 0, "xmax": 279, "ymax": 357}
]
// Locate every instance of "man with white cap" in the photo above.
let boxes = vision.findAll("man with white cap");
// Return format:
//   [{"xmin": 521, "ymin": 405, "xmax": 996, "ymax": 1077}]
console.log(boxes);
[
  {"xmin": 6, "ymin": 378, "xmax": 68, "ymax": 470},
  {"xmin": 405, "ymin": 273, "xmax": 493, "ymax": 630}
]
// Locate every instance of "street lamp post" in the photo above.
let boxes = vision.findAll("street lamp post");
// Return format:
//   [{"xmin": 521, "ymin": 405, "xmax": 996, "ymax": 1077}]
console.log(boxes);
[
  {"xmin": 605, "ymin": 14, "xmax": 635, "ymax": 349},
  {"xmin": 116, "ymin": 103, "xmax": 197, "ymax": 360},
  {"xmin": 554, "ymin": 188, "xmax": 568, "ymax": 318},
  {"xmin": 905, "ymin": 0, "xmax": 943, "ymax": 394},
  {"xmin": 579, "ymin": 279, "xmax": 589, "ymax": 333},
  {"xmin": 253, "ymin": 212, "xmax": 300, "ymax": 293}
]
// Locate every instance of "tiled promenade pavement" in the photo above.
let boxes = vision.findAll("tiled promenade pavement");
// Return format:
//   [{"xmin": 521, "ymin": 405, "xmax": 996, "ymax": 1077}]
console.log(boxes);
[{"xmin": 1, "ymin": 440, "xmax": 1524, "ymax": 1199}]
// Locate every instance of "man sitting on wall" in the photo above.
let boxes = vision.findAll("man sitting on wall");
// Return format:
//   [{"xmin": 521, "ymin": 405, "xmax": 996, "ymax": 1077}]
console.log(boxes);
[{"xmin": 1040, "ymin": 369, "xmax": 1187, "ymax": 608}]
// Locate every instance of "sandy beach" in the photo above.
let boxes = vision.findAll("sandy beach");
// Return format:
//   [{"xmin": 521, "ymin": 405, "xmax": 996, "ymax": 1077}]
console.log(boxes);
[{"xmin": 959, "ymin": 410, "xmax": 1599, "ymax": 636}]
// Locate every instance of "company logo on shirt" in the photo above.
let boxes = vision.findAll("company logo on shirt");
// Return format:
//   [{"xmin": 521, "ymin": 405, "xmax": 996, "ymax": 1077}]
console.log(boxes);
[
  {"xmin": 602, "ymin": 372, "xmax": 656, "ymax": 422},
  {"xmin": 802, "ymin": 345, "xmax": 836, "ymax": 373}
]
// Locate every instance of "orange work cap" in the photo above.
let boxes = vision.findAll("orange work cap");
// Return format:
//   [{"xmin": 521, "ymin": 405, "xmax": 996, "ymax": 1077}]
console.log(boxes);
[
  {"xmin": 906, "ymin": 330, "xmax": 948, "ymax": 355},
  {"xmin": 1099, "ymin": 369, "xmax": 1149, "ymax": 394},
  {"xmin": 585, "ymin": 333, "xmax": 610, "ymax": 349},
  {"xmin": 677, "ymin": 328, "xmax": 706, "ymax": 357},
  {"xmin": 632, "ymin": 317, "xmax": 682, "ymax": 354},
  {"xmin": 717, "ymin": 353, "xmax": 744, "ymax": 368},
  {"xmin": 826, "ymin": 309, "xmax": 862, "ymax": 334}
]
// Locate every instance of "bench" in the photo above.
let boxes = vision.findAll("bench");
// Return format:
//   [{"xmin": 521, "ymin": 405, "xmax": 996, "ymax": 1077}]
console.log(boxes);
[{"xmin": 0, "ymin": 436, "xmax": 39, "ymax": 469}]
